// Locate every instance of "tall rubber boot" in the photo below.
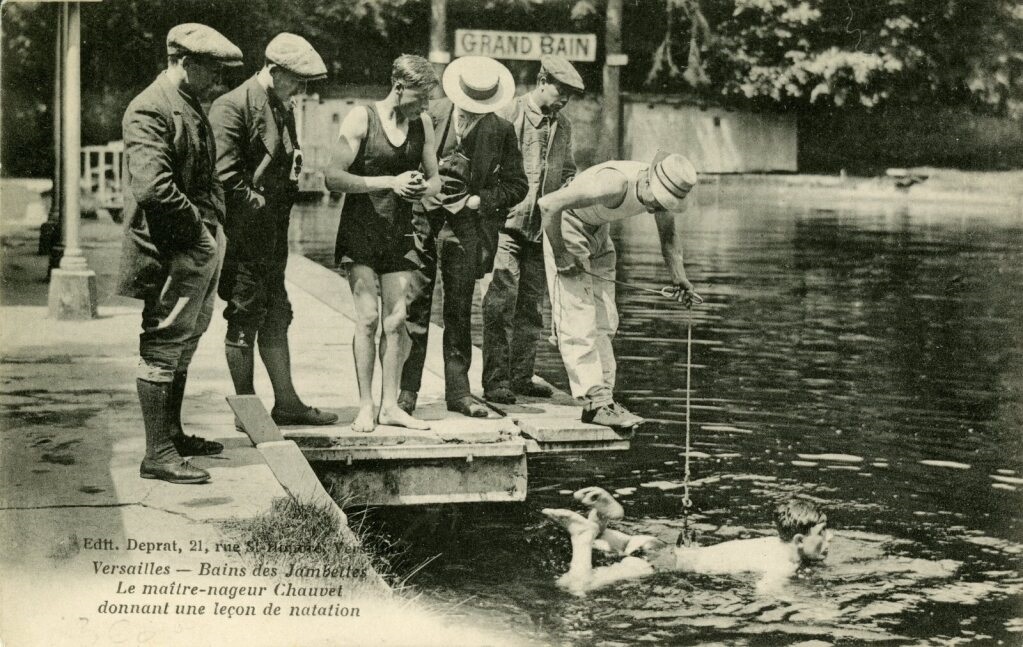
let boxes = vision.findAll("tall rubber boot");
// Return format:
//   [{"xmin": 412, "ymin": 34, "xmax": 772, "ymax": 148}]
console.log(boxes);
[
  {"xmin": 168, "ymin": 372, "xmax": 223, "ymax": 457},
  {"xmin": 260, "ymin": 342, "xmax": 338, "ymax": 426},
  {"xmin": 137, "ymin": 378, "xmax": 210, "ymax": 484}
]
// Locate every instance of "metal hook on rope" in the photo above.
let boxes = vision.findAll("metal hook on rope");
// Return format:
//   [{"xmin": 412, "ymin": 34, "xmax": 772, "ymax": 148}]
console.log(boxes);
[
  {"xmin": 572, "ymin": 267, "xmax": 703, "ymax": 545},
  {"xmin": 579, "ymin": 269, "xmax": 704, "ymax": 306},
  {"xmin": 677, "ymin": 304, "xmax": 698, "ymax": 548}
]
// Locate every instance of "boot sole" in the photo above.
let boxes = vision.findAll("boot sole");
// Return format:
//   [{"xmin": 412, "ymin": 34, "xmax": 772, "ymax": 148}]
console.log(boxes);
[{"xmin": 140, "ymin": 472, "xmax": 210, "ymax": 484}]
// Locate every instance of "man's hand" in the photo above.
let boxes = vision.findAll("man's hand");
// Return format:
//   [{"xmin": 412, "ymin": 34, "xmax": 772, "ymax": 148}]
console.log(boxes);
[
  {"xmin": 556, "ymin": 254, "xmax": 585, "ymax": 276},
  {"xmin": 393, "ymin": 170, "xmax": 428, "ymax": 201},
  {"xmin": 247, "ymin": 191, "xmax": 266, "ymax": 210},
  {"xmin": 466, "ymin": 195, "xmax": 481, "ymax": 210},
  {"xmin": 669, "ymin": 281, "xmax": 703, "ymax": 308}
]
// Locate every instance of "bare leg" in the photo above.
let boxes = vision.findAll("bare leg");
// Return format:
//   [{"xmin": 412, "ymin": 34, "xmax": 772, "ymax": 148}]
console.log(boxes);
[
  {"xmin": 543, "ymin": 508, "xmax": 656, "ymax": 594},
  {"xmin": 542, "ymin": 508, "xmax": 598, "ymax": 595},
  {"xmin": 377, "ymin": 271, "xmax": 430, "ymax": 430},
  {"xmin": 348, "ymin": 266, "xmax": 380, "ymax": 433}
]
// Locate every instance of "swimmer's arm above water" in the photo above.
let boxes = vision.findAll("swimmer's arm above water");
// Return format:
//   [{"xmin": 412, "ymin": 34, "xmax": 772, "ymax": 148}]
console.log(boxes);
[{"xmin": 539, "ymin": 169, "xmax": 629, "ymax": 274}]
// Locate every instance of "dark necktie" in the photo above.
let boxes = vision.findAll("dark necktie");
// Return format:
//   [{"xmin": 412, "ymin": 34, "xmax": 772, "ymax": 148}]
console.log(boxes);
[
  {"xmin": 538, "ymin": 115, "xmax": 551, "ymax": 159},
  {"xmin": 531, "ymin": 115, "xmax": 552, "ymax": 219}
]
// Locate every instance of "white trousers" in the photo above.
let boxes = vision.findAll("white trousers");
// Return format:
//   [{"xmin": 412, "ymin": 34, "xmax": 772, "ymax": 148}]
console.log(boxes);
[{"xmin": 543, "ymin": 221, "xmax": 618, "ymax": 408}]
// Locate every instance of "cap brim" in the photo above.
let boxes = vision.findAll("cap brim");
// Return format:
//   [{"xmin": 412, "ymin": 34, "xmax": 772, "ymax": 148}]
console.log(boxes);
[
  {"xmin": 647, "ymin": 148, "xmax": 670, "ymax": 188},
  {"xmin": 650, "ymin": 179, "xmax": 686, "ymax": 213}
]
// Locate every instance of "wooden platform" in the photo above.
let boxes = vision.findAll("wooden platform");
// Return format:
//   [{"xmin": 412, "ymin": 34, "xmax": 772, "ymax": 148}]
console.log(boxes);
[{"xmin": 281, "ymin": 397, "xmax": 632, "ymax": 506}]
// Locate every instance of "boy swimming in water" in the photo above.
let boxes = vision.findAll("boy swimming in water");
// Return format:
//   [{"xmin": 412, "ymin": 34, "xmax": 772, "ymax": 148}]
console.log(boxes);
[{"xmin": 543, "ymin": 487, "xmax": 832, "ymax": 595}]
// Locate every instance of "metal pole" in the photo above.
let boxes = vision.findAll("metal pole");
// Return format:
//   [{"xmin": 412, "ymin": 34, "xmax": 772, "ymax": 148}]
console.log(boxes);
[
  {"xmin": 48, "ymin": 1, "xmax": 97, "ymax": 320},
  {"xmin": 59, "ymin": 1, "xmax": 85, "ymax": 271},
  {"xmin": 599, "ymin": 0, "xmax": 624, "ymax": 163},
  {"xmin": 428, "ymin": 0, "xmax": 450, "ymax": 86},
  {"xmin": 40, "ymin": 3, "xmax": 64, "ymax": 257}
]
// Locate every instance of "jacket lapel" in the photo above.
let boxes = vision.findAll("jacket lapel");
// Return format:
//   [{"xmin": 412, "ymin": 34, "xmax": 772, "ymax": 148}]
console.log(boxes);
[{"xmin": 248, "ymin": 77, "xmax": 279, "ymax": 159}]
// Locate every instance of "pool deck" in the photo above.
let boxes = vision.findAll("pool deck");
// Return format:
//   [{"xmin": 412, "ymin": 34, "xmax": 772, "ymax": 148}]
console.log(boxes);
[{"xmin": 0, "ymin": 215, "xmax": 603, "ymax": 645}]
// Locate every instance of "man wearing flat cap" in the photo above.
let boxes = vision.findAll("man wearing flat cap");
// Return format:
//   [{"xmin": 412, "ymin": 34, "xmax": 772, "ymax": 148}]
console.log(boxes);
[
  {"xmin": 482, "ymin": 55, "xmax": 585, "ymax": 405},
  {"xmin": 116, "ymin": 23, "xmax": 242, "ymax": 484},
  {"xmin": 210, "ymin": 33, "xmax": 338, "ymax": 429},
  {"xmin": 538, "ymin": 151, "xmax": 702, "ymax": 430}
]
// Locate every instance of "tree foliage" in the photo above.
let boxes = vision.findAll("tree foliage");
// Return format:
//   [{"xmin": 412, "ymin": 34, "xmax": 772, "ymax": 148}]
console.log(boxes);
[
  {"xmin": 636, "ymin": 0, "xmax": 1023, "ymax": 115},
  {"xmin": 2, "ymin": 0, "xmax": 1021, "ymax": 175}
]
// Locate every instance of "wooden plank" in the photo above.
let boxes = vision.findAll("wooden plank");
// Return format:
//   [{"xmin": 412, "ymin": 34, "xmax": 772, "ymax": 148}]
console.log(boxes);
[
  {"xmin": 226, "ymin": 394, "xmax": 282, "ymax": 445},
  {"xmin": 527, "ymin": 439, "xmax": 631, "ymax": 454},
  {"xmin": 302, "ymin": 440, "xmax": 526, "ymax": 463},
  {"xmin": 514, "ymin": 417, "xmax": 625, "ymax": 442},
  {"xmin": 514, "ymin": 415, "xmax": 633, "ymax": 452}
]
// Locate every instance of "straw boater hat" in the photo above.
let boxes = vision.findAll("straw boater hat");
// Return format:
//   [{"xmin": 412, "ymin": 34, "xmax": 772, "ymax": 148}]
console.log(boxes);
[
  {"xmin": 442, "ymin": 56, "xmax": 515, "ymax": 114},
  {"xmin": 648, "ymin": 150, "xmax": 698, "ymax": 212}
]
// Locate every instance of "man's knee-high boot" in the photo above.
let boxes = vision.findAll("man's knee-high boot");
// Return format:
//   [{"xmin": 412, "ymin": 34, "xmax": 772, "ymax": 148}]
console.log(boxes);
[
  {"xmin": 137, "ymin": 378, "xmax": 210, "ymax": 484},
  {"xmin": 168, "ymin": 372, "xmax": 223, "ymax": 457}
]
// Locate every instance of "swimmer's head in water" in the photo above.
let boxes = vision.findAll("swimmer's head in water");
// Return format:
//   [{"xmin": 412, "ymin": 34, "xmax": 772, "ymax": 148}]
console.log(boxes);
[{"xmin": 774, "ymin": 499, "xmax": 832, "ymax": 563}]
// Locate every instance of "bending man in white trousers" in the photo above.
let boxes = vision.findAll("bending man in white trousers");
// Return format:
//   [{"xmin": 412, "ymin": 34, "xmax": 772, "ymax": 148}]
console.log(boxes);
[{"xmin": 538, "ymin": 151, "xmax": 700, "ymax": 430}]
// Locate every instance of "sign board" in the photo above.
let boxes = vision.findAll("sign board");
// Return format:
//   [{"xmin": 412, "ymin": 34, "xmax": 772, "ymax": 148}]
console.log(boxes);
[{"xmin": 454, "ymin": 29, "xmax": 597, "ymax": 62}]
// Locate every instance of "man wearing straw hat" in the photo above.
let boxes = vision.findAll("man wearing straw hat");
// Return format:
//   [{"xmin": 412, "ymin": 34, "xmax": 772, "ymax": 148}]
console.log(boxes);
[
  {"xmin": 211, "ymin": 33, "xmax": 338, "ymax": 429},
  {"xmin": 539, "ymin": 151, "xmax": 701, "ymax": 430},
  {"xmin": 399, "ymin": 56, "xmax": 528, "ymax": 419},
  {"xmin": 117, "ymin": 24, "xmax": 242, "ymax": 484}
]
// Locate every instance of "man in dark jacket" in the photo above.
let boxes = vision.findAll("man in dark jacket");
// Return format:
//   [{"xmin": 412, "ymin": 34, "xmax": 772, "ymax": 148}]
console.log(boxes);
[
  {"xmin": 210, "ymin": 33, "xmax": 338, "ymax": 428},
  {"xmin": 116, "ymin": 24, "xmax": 242, "ymax": 484},
  {"xmin": 482, "ymin": 55, "xmax": 584, "ymax": 404},
  {"xmin": 399, "ymin": 56, "xmax": 528, "ymax": 418}
]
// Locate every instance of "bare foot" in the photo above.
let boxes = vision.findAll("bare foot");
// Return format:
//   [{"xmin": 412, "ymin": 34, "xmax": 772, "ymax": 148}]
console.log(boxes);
[
  {"xmin": 352, "ymin": 405, "xmax": 376, "ymax": 433},
  {"xmin": 542, "ymin": 508, "xmax": 600, "ymax": 539},
  {"xmin": 377, "ymin": 406, "xmax": 431, "ymax": 430},
  {"xmin": 574, "ymin": 486, "xmax": 625, "ymax": 521}
]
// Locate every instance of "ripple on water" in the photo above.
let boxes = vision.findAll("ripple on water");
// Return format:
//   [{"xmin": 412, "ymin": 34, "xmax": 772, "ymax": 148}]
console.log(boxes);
[
  {"xmin": 990, "ymin": 474, "xmax": 1023, "ymax": 485},
  {"xmin": 919, "ymin": 459, "xmax": 972, "ymax": 470},
  {"xmin": 796, "ymin": 453, "xmax": 863, "ymax": 463}
]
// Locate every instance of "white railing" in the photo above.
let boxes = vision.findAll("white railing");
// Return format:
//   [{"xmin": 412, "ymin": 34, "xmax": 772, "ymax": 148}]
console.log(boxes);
[{"xmin": 81, "ymin": 140, "xmax": 123, "ymax": 212}]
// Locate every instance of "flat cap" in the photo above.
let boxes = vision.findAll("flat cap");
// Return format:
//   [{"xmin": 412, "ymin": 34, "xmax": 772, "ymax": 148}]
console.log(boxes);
[
  {"xmin": 167, "ymin": 23, "xmax": 242, "ymax": 66},
  {"xmin": 266, "ymin": 33, "xmax": 327, "ymax": 80},
  {"xmin": 541, "ymin": 55, "xmax": 584, "ymax": 93}
]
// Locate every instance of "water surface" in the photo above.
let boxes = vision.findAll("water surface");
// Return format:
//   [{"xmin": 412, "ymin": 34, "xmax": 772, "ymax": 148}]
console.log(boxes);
[{"xmin": 293, "ymin": 190, "xmax": 1023, "ymax": 645}]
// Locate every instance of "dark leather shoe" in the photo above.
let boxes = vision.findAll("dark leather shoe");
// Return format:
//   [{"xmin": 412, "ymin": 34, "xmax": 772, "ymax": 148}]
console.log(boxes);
[
  {"xmin": 512, "ymin": 379, "xmax": 553, "ymax": 398},
  {"xmin": 271, "ymin": 406, "xmax": 339, "ymax": 426},
  {"xmin": 397, "ymin": 390, "xmax": 418, "ymax": 415},
  {"xmin": 140, "ymin": 457, "xmax": 210, "ymax": 484},
  {"xmin": 173, "ymin": 434, "xmax": 223, "ymax": 456},
  {"xmin": 484, "ymin": 386, "xmax": 516, "ymax": 405},
  {"xmin": 447, "ymin": 396, "xmax": 489, "ymax": 418}
]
